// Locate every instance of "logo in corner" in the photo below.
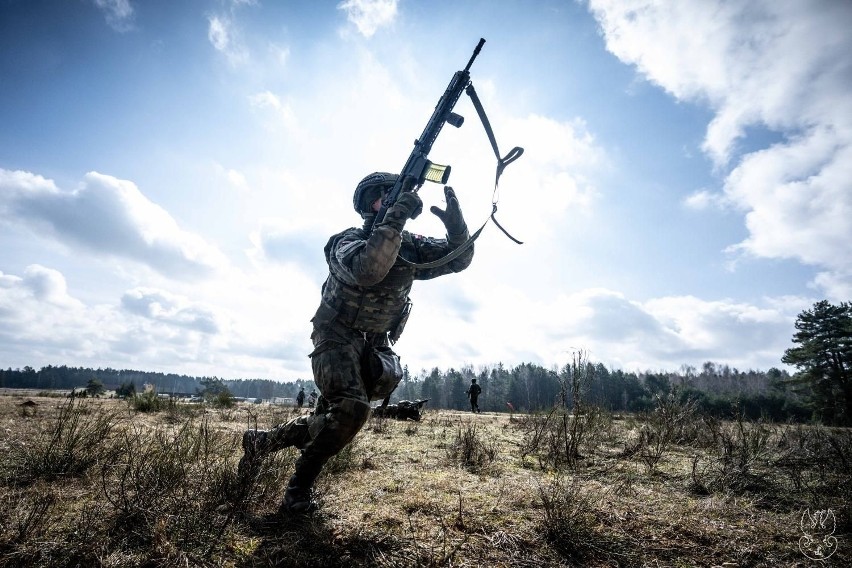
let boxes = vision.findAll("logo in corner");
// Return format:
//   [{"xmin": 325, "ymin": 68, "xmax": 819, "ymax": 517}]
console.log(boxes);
[{"xmin": 799, "ymin": 508, "xmax": 837, "ymax": 561}]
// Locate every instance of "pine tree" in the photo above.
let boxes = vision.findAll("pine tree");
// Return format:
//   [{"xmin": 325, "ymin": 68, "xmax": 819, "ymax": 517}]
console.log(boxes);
[{"xmin": 782, "ymin": 300, "xmax": 852, "ymax": 425}]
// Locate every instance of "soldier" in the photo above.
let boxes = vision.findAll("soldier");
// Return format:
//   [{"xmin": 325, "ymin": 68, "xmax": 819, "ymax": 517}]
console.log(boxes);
[
  {"xmin": 296, "ymin": 386, "xmax": 305, "ymax": 408},
  {"xmin": 466, "ymin": 378, "xmax": 482, "ymax": 413},
  {"xmin": 239, "ymin": 172, "xmax": 474, "ymax": 514},
  {"xmin": 307, "ymin": 389, "xmax": 317, "ymax": 408}
]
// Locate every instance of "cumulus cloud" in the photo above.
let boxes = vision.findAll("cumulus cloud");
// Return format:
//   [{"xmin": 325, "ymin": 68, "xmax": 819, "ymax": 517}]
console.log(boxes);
[
  {"xmin": 93, "ymin": 0, "xmax": 135, "ymax": 32},
  {"xmin": 588, "ymin": 0, "xmax": 852, "ymax": 300},
  {"xmin": 121, "ymin": 287, "xmax": 219, "ymax": 334},
  {"xmin": 0, "ymin": 265, "xmax": 83, "ymax": 311},
  {"xmin": 0, "ymin": 169, "xmax": 228, "ymax": 279},
  {"xmin": 337, "ymin": 0, "xmax": 398, "ymax": 38},
  {"xmin": 401, "ymin": 284, "xmax": 804, "ymax": 374},
  {"xmin": 0, "ymin": 266, "xmax": 106, "ymax": 365},
  {"xmin": 22, "ymin": 265, "xmax": 84, "ymax": 309},
  {"xmin": 592, "ymin": 291, "xmax": 791, "ymax": 370},
  {"xmin": 0, "ymin": 264, "xmax": 313, "ymax": 378},
  {"xmin": 501, "ymin": 113, "xmax": 603, "ymax": 237}
]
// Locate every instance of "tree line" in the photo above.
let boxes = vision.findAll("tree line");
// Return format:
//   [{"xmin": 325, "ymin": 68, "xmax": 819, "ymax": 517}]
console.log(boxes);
[
  {"xmin": 0, "ymin": 361, "xmax": 808, "ymax": 422},
  {"xmin": 2, "ymin": 300, "xmax": 849, "ymax": 425},
  {"xmin": 395, "ymin": 361, "xmax": 812, "ymax": 421},
  {"xmin": 0, "ymin": 365, "xmax": 314, "ymax": 402}
]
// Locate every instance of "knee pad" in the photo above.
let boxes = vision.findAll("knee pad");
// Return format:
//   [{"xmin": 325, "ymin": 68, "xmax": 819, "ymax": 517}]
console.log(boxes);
[{"xmin": 307, "ymin": 397, "xmax": 371, "ymax": 450}]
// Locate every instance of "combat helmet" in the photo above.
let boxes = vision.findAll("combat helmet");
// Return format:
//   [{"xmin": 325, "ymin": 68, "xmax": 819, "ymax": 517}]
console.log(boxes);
[{"xmin": 353, "ymin": 172, "xmax": 398, "ymax": 217}]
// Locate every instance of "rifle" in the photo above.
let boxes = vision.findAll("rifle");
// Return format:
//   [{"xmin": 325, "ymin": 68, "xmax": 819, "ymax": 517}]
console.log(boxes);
[{"xmin": 373, "ymin": 38, "xmax": 524, "ymax": 254}]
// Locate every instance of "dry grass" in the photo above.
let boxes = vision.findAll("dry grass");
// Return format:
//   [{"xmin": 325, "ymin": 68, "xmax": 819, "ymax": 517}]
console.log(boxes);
[{"xmin": 0, "ymin": 394, "xmax": 849, "ymax": 567}]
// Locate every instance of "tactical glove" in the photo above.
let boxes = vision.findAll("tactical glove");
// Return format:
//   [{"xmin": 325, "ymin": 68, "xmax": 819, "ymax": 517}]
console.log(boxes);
[
  {"xmin": 430, "ymin": 186, "xmax": 467, "ymax": 236},
  {"xmin": 382, "ymin": 189, "xmax": 423, "ymax": 232}
]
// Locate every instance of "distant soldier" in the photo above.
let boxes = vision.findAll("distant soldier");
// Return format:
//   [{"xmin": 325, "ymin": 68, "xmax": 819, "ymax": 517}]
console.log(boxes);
[
  {"xmin": 296, "ymin": 387, "xmax": 305, "ymax": 408},
  {"xmin": 307, "ymin": 389, "xmax": 317, "ymax": 408},
  {"xmin": 466, "ymin": 378, "xmax": 482, "ymax": 413}
]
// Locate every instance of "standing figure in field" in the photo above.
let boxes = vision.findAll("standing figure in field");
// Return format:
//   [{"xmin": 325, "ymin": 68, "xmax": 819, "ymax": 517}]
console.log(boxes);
[
  {"xmin": 296, "ymin": 387, "xmax": 305, "ymax": 408},
  {"xmin": 466, "ymin": 378, "xmax": 482, "ymax": 413},
  {"xmin": 239, "ymin": 172, "xmax": 474, "ymax": 514}
]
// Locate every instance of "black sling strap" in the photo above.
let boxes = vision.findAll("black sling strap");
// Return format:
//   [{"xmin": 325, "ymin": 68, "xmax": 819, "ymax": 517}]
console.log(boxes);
[
  {"xmin": 466, "ymin": 83, "xmax": 524, "ymax": 245},
  {"xmin": 397, "ymin": 82, "xmax": 523, "ymax": 269}
]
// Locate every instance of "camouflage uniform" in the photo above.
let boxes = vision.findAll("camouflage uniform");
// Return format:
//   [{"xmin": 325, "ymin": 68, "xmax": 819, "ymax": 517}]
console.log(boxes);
[{"xmin": 241, "ymin": 173, "xmax": 473, "ymax": 513}]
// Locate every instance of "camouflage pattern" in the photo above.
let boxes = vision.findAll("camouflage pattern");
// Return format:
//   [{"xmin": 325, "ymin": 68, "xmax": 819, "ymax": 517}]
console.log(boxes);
[
  {"xmin": 352, "ymin": 171, "xmax": 398, "ymax": 215},
  {"xmin": 242, "ymin": 181, "xmax": 473, "ymax": 512}
]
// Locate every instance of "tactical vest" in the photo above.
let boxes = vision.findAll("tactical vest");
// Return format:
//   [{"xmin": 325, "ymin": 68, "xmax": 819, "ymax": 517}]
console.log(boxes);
[{"xmin": 313, "ymin": 229, "xmax": 418, "ymax": 334}]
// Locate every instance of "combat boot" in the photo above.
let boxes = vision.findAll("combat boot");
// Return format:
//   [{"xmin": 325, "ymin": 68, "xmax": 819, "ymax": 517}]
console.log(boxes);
[
  {"xmin": 237, "ymin": 429, "xmax": 269, "ymax": 477},
  {"xmin": 243, "ymin": 429, "xmax": 270, "ymax": 456},
  {"xmin": 278, "ymin": 472, "xmax": 319, "ymax": 514},
  {"xmin": 279, "ymin": 484, "xmax": 318, "ymax": 514},
  {"xmin": 238, "ymin": 419, "xmax": 311, "ymax": 476}
]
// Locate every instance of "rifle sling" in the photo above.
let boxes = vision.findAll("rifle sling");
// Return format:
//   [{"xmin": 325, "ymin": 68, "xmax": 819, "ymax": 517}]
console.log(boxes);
[
  {"xmin": 397, "ymin": 211, "xmax": 488, "ymax": 269},
  {"xmin": 465, "ymin": 83, "xmax": 524, "ymax": 188},
  {"xmin": 466, "ymin": 83, "xmax": 524, "ymax": 245},
  {"xmin": 397, "ymin": 83, "xmax": 523, "ymax": 269}
]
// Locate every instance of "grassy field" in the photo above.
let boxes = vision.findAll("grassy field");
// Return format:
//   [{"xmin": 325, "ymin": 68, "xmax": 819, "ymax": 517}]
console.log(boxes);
[{"xmin": 0, "ymin": 393, "xmax": 849, "ymax": 567}]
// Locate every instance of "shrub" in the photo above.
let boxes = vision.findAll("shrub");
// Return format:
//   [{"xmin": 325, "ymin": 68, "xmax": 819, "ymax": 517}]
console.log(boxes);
[
  {"xmin": 100, "ymin": 417, "xmax": 240, "ymax": 558},
  {"xmin": 517, "ymin": 406, "xmax": 608, "ymax": 470},
  {"xmin": 633, "ymin": 393, "xmax": 699, "ymax": 473},
  {"xmin": 129, "ymin": 390, "xmax": 169, "ymax": 412},
  {"xmin": 2, "ymin": 398, "xmax": 118, "ymax": 485},
  {"xmin": 536, "ymin": 474, "xmax": 611, "ymax": 563},
  {"xmin": 690, "ymin": 409, "xmax": 774, "ymax": 493},
  {"xmin": 445, "ymin": 424, "xmax": 497, "ymax": 472}
]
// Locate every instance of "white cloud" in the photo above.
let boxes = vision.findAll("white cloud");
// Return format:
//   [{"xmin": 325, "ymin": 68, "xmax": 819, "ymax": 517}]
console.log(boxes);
[
  {"xmin": 207, "ymin": 16, "xmax": 229, "ymax": 51},
  {"xmin": 22, "ymin": 265, "xmax": 84, "ymax": 309},
  {"xmin": 683, "ymin": 189, "xmax": 727, "ymax": 211},
  {"xmin": 121, "ymin": 287, "xmax": 219, "ymax": 334},
  {"xmin": 0, "ymin": 263, "xmax": 315, "ymax": 379},
  {"xmin": 0, "ymin": 169, "xmax": 228, "ymax": 279},
  {"xmin": 588, "ymin": 0, "xmax": 852, "ymax": 299},
  {"xmin": 248, "ymin": 90, "xmax": 298, "ymax": 132},
  {"xmin": 811, "ymin": 271, "xmax": 852, "ymax": 303},
  {"xmin": 207, "ymin": 14, "xmax": 249, "ymax": 66},
  {"xmin": 0, "ymin": 267, "xmax": 111, "ymax": 365},
  {"xmin": 93, "ymin": 0, "xmax": 135, "ymax": 32},
  {"xmin": 724, "ymin": 128, "xmax": 852, "ymax": 273},
  {"xmin": 227, "ymin": 169, "xmax": 249, "ymax": 192},
  {"xmin": 400, "ymin": 284, "xmax": 802, "ymax": 374},
  {"xmin": 498, "ymin": 113, "xmax": 603, "ymax": 238},
  {"xmin": 213, "ymin": 162, "xmax": 250, "ymax": 193},
  {"xmin": 337, "ymin": 0, "xmax": 398, "ymax": 38}
]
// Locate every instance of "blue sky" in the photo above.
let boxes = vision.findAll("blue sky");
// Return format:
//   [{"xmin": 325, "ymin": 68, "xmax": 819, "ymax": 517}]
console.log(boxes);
[{"xmin": 1, "ymin": 0, "xmax": 850, "ymax": 381}]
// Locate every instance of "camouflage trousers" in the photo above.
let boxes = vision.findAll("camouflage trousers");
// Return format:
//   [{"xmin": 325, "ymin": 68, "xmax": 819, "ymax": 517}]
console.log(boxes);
[{"xmin": 262, "ymin": 324, "xmax": 394, "ymax": 489}]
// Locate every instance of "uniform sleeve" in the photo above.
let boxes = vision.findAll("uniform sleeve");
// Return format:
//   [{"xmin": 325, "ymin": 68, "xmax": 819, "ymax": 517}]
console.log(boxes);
[
  {"xmin": 330, "ymin": 226, "xmax": 402, "ymax": 287},
  {"xmin": 410, "ymin": 227, "xmax": 474, "ymax": 281}
]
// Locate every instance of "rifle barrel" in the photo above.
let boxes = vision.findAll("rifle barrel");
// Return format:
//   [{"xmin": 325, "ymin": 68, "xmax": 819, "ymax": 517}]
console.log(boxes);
[{"xmin": 463, "ymin": 38, "xmax": 486, "ymax": 73}]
